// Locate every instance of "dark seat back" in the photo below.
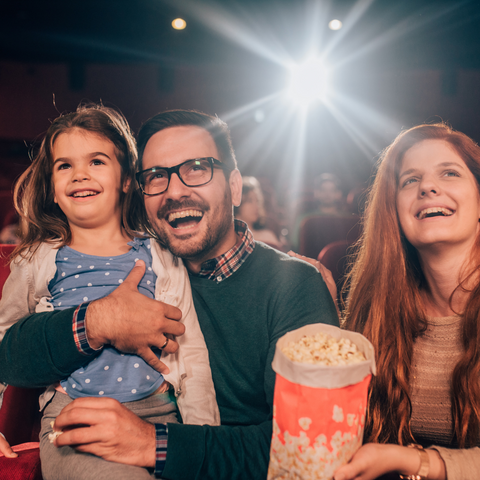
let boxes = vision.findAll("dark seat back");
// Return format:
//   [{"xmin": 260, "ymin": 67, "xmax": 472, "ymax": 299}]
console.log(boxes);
[
  {"xmin": 299, "ymin": 214, "xmax": 361, "ymax": 258},
  {"xmin": 318, "ymin": 240, "xmax": 357, "ymax": 309}
]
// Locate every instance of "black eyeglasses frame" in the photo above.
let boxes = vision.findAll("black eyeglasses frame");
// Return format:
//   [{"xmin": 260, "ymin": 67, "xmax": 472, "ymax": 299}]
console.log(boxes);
[{"xmin": 136, "ymin": 157, "xmax": 228, "ymax": 196}]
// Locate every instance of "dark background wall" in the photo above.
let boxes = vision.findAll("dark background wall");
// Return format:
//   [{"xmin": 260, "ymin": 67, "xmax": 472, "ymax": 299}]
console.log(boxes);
[{"xmin": 1, "ymin": 0, "xmax": 480, "ymax": 200}]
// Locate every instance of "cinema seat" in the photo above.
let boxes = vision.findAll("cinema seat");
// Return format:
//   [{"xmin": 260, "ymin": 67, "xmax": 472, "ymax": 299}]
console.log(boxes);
[
  {"xmin": 0, "ymin": 244, "xmax": 43, "ymax": 479},
  {"xmin": 318, "ymin": 240, "xmax": 357, "ymax": 309},
  {"xmin": 299, "ymin": 214, "xmax": 361, "ymax": 259}
]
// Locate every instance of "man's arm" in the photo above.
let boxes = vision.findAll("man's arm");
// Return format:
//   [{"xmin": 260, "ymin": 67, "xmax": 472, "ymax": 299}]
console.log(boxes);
[
  {"xmin": 51, "ymin": 398, "xmax": 271, "ymax": 479},
  {"xmin": 0, "ymin": 307, "xmax": 89, "ymax": 387},
  {"xmin": 0, "ymin": 261, "xmax": 185, "ymax": 387}
]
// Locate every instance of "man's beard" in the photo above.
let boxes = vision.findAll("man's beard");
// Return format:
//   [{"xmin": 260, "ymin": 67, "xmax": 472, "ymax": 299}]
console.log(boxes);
[{"xmin": 153, "ymin": 189, "xmax": 233, "ymax": 261}]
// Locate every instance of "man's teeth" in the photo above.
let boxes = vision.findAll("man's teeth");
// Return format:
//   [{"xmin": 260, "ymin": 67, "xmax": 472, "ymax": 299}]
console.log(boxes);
[
  {"xmin": 167, "ymin": 210, "xmax": 203, "ymax": 223},
  {"xmin": 72, "ymin": 191, "xmax": 98, "ymax": 198},
  {"xmin": 417, "ymin": 207, "xmax": 454, "ymax": 220}
]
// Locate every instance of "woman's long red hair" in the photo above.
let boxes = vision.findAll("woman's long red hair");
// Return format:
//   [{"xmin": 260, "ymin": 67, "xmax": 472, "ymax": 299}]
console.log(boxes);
[{"xmin": 344, "ymin": 123, "xmax": 480, "ymax": 447}]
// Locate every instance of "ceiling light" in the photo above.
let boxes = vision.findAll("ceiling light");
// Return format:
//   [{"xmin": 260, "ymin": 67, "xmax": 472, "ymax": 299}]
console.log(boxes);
[
  {"xmin": 328, "ymin": 19, "xmax": 342, "ymax": 31},
  {"xmin": 172, "ymin": 18, "xmax": 187, "ymax": 30}
]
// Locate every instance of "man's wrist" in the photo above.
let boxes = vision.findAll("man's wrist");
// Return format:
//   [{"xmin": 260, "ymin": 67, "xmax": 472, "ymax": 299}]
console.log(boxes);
[
  {"xmin": 83, "ymin": 300, "xmax": 108, "ymax": 350},
  {"xmin": 73, "ymin": 302, "xmax": 104, "ymax": 353},
  {"xmin": 154, "ymin": 424, "xmax": 169, "ymax": 478}
]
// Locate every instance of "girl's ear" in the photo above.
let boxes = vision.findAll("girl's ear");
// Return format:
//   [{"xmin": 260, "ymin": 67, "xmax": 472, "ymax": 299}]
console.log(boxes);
[{"xmin": 123, "ymin": 177, "xmax": 131, "ymax": 194}]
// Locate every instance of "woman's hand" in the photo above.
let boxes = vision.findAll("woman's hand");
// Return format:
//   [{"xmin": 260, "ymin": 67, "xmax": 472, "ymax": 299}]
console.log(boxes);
[
  {"xmin": 334, "ymin": 444, "xmax": 403, "ymax": 480},
  {"xmin": 0, "ymin": 432, "xmax": 17, "ymax": 458},
  {"xmin": 287, "ymin": 251, "xmax": 338, "ymax": 304},
  {"xmin": 334, "ymin": 443, "xmax": 446, "ymax": 480}
]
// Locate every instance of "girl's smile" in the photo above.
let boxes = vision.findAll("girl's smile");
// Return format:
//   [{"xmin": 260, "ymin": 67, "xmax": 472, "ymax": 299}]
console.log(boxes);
[{"xmin": 52, "ymin": 129, "xmax": 127, "ymax": 232}]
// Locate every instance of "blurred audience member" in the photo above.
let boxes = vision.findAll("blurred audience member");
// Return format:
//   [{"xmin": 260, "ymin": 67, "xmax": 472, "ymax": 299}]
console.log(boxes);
[
  {"xmin": 312, "ymin": 173, "xmax": 346, "ymax": 215},
  {"xmin": 235, "ymin": 176, "xmax": 284, "ymax": 250},
  {"xmin": 291, "ymin": 173, "xmax": 350, "ymax": 250},
  {"xmin": 0, "ymin": 212, "xmax": 19, "ymax": 245}
]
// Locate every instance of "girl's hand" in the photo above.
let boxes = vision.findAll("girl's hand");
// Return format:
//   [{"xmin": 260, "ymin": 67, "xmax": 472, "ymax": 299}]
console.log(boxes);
[
  {"xmin": 287, "ymin": 251, "xmax": 338, "ymax": 304},
  {"xmin": 334, "ymin": 443, "xmax": 446, "ymax": 480},
  {"xmin": 0, "ymin": 432, "xmax": 17, "ymax": 458}
]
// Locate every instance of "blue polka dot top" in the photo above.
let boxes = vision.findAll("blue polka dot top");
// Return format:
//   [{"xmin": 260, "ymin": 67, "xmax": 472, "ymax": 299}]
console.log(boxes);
[{"xmin": 50, "ymin": 237, "xmax": 165, "ymax": 402}]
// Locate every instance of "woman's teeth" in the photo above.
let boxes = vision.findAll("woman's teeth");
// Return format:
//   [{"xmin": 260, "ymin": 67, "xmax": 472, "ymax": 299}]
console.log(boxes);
[{"xmin": 417, "ymin": 207, "xmax": 454, "ymax": 219}]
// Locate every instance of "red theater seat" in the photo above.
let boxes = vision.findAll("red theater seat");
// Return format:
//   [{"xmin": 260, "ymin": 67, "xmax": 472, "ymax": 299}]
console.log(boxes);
[
  {"xmin": 0, "ymin": 244, "xmax": 43, "ymax": 479},
  {"xmin": 318, "ymin": 240, "xmax": 357, "ymax": 308},
  {"xmin": 0, "ymin": 244, "xmax": 15, "ymax": 297},
  {"xmin": 299, "ymin": 214, "xmax": 361, "ymax": 259},
  {"xmin": 0, "ymin": 443, "xmax": 42, "ymax": 480}
]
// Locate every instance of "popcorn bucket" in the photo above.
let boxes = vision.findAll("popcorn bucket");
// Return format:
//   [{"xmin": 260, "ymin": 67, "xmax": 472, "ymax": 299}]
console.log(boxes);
[{"xmin": 268, "ymin": 324, "xmax": 376, "ymax": 480}]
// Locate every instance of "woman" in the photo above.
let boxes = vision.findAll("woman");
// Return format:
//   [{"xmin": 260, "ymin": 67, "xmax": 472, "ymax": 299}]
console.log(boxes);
[{"xmin": 335, "ymin": 123, "xmax": 480, "ymax": 480}]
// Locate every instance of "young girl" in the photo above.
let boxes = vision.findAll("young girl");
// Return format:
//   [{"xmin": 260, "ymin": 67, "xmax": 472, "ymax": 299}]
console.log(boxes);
[{"xmin": 0, "ymin": 104, "xmax": 219, "ymax": 479}]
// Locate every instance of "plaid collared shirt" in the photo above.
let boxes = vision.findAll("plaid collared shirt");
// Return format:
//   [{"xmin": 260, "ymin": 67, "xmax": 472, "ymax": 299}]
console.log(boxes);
[{"xmin": 195, "ymin": 219, "xmax": 255, "ymax": 283}]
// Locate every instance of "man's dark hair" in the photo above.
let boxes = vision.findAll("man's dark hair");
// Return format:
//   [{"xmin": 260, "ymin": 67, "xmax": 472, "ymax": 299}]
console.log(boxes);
[{"xmin": 137, "ymin": 109, "xmax": 237, "ymax": 172}]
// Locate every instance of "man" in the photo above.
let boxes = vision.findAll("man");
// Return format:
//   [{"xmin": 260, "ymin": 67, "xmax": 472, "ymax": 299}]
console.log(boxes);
[{"xmin": 0, "ymin": 110, "xmax": 338, "ymax": 479}]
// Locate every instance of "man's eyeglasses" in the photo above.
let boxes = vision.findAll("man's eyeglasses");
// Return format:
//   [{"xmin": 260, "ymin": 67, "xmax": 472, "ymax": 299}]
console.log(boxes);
[{"xmin": 136, "ymin": 157, "xmax": 228, "ymax": 196}]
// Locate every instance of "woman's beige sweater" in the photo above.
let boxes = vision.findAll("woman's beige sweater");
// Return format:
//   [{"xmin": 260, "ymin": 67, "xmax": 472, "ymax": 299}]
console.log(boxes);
[{"xmin": 410, "ymin": 315, "xmax": 480, "ymax": 479}]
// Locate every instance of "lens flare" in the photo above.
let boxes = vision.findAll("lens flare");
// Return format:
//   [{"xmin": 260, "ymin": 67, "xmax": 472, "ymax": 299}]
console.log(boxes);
[{"xmin": 286, "ymin": 57, "xmax": 330, "ymax": 106}]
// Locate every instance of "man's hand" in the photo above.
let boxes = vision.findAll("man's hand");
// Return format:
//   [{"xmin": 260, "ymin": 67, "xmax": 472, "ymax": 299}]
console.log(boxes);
[
  {"xmin": 86, "ymin": 260, "xmax": 185, "ymax": 373},
  {"xmin": 53, "ymin": 397, "xmax": 156, "ymax": 468},
  {"xmin": 287, "ymin": 251, "xmax": 338, "ymax": 305}
]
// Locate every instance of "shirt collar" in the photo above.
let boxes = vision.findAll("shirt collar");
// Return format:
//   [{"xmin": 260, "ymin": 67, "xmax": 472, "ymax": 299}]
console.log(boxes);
[{"xmin": 195, "ymin": 219, "xmax": 255, "ymax": 282}]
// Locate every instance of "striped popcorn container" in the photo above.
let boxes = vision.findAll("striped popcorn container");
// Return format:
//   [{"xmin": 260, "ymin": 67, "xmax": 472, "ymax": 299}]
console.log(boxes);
[{"xmin": 267, "ymin": 324, "xmax": 376, "ymax": 480}]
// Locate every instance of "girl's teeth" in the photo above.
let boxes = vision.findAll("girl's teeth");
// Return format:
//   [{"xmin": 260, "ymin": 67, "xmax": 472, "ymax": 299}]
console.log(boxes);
[{"xmin": 73, "ymin": 191, "xmax": 97, "ymax": 197}]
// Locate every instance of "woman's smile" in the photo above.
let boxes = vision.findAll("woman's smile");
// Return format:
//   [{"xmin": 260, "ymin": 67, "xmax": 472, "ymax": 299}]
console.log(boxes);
[{"xmin": 396, "ymin": 139, "xmax": 480, "ymax": 251}]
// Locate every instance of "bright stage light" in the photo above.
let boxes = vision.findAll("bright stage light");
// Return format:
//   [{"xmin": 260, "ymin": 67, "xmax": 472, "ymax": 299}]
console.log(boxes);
[
  {"xmin": 172, "ymin": 18, "xmax": 187, "ymax": 30},
  {"xmin": 285, "ymin": 57, "xmax": 330, "ymax": 106},
  {"xmin": 328, "ymin": 19, "xmax": 342, "ymax": 30}
]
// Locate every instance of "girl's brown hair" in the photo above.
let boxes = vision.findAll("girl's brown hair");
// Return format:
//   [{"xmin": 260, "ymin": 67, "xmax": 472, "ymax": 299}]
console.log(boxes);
[
  {"xmin": 344, "ymin": 123, "xmax": 480, "ymax": 448},
  {"xmin": 13, "ymin": 103, "xmax": 147, "ymax": 259}
]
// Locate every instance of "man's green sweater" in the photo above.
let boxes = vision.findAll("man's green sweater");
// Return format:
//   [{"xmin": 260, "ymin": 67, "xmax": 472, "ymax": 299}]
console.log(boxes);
[
  {"xmin": 164, "ymin": 243, "xmax": 338, "ymax": 479},
  {"xmin": 0, "ymin": 243, "xmax": 338, "ymax": 479}
]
